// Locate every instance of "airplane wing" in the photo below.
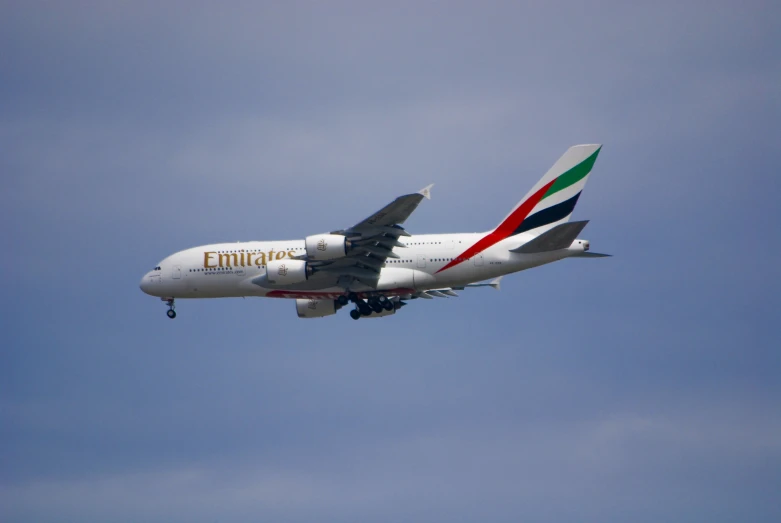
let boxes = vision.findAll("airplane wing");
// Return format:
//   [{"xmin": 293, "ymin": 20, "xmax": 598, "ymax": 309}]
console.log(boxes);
[
  {"xmin": 406, "ymin": 277, "xmax": 503, "ymax": 299},
  {"xmin": 303, "ymin": 185, "xmax": 434, "ymax": 288},
  {"xmin": 353, "ymin": 276, "xmax": 502, "ymax": 318},
  {"xmin": 337, "ymin": 183, "xmax": 433, "ymax": 233}
]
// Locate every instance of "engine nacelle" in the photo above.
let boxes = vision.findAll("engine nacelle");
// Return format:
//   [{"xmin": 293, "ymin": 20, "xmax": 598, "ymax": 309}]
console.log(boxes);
[
  {"xmin": 296, "ymin": 299, "xmax": 337, "ymax": 318},
  {"xmin": 305, "ymin": 234, "xmax": 350, "ymax": 261},
  {"xmin": 266, "ymin": 259, "xmax": 312, "ymax": 285}
]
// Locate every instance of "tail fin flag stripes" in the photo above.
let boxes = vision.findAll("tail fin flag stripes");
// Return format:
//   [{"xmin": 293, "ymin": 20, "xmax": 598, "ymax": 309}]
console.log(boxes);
[
  {"xmin": 499, "ymin": 144, "xmax": 601, "ymax": 237},
  {"xmin": 436, "ymin": 144, "xmax": 602, "ymax": 274}
]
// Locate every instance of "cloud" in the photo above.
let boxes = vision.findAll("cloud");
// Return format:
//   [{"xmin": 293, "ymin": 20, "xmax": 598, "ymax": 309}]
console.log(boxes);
[{"xmin": 3, "ymin": 407, "xmax": 779, "ymax": 522}]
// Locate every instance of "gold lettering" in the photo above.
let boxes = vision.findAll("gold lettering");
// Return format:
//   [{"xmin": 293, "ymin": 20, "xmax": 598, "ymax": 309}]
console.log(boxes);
[
  {"xmin": 287, "ymin": 250, "xmax": 295, "ymax": 259},
  {"xmin": 204, "ymin": 251, "xmax": 217, "ymax": 268},
  {"xmin": 276, "ymin": 251, "xmax": 285, "ymax": 260},
  {"xmin": 219, "ymin": 253, "xmax": 238, "ymax": 267},
  {"xmin": 254, "ymin": 252, "xmax": 267, "ymax": 266},
  {"xmin": 268, "ymin": 249, "xmax": 275, "ymax": 261}
]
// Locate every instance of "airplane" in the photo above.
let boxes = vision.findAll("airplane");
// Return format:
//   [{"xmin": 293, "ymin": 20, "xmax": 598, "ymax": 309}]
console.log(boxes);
[{"xmin": 140, "ymin": 144, "xmax": 610, "ymax": 320}]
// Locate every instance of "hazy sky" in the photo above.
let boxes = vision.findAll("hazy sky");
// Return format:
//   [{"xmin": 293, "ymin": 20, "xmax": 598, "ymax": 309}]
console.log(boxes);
[{"xmin": 2, "ymin": 2, "xmax": 780, "ymax": 522}]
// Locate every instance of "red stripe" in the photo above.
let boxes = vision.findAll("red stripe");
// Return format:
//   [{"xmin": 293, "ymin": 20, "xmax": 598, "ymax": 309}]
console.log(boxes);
[
  {"xmin": 435, "ymin": 179, "xmax": 556, "ymax": 274},
  {"xmin": 266, "ymin": 288, "xmax": 415, "ymax": 299}
]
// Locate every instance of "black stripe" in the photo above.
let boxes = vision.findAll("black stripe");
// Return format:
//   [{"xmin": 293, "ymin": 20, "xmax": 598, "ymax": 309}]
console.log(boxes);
[{"xmin": 512, "ymin": 191, "xmax": 582, "ymax": 235}]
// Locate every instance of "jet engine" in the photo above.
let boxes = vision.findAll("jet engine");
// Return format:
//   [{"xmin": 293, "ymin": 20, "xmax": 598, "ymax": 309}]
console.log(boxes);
[
  {"xmin": 295, "ymin": 298, "xmax": 338, "ymax": 318},
  {"xmin": 266, "ymin": 259, "xmax": 312, "ymax": 285},
  {"xmin": 305, "ymin": 234, "xmax": 352, "ymax": 261}
]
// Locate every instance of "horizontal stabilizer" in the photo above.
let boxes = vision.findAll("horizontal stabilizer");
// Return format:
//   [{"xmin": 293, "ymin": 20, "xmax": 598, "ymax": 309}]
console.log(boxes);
[
  {"xmin": 510, "ymin": 220, "xmax": 589, "ymax": 254},
  {"xmin": 570, "ymin": 252, "xmax": 612, "ymax": 258}
]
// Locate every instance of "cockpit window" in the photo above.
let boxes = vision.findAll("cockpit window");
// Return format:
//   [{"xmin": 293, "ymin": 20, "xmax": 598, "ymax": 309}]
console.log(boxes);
[{"xmin": 152, "ymin": 266, "xmax": 161, "ymax": 271}]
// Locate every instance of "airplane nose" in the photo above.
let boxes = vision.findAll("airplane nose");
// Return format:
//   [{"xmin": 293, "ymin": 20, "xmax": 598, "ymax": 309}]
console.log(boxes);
[
  {"xmin": 140, "ymin": 272, "xmax": 161, "ymax": 295},
  {"xmin": 140, "ymin": 267, "xmax": 165, "ymax": 296},
  {"xmin": 140, "ymin": 273, "xmax": 151, "ymax": 294}
]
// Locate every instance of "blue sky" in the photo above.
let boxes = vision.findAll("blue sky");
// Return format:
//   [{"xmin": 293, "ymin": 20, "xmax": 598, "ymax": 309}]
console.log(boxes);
[{"xmin": 2, "ymin": 2, "xmax": 780, "ymax": 522}]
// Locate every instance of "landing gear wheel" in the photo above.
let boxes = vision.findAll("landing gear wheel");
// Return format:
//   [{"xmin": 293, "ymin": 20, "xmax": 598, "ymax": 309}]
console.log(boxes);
[
  {"xmin": 370, "ymin": 303, "xmax": 383, "ymax": 313},
  {"xmin": 349, "ymin": 309, "xmax": 361, "ymax": 320},
  {"xmin": 383, "ymin": 301, "xmax": 394, "ymax": 311},
  {"xmin": 377, "ymin": 295, "xmax": 388, "ymax": 304},
  {"xmin": 359, "ymin": 305, "xmax": 372, "ymax": 316},
  {"xmin": 163, "ymin": 298, "xmax": 176, "ymax": 319},
  {"xmin": 337, "ymin": 295, "xmax": 349, "ymax": 306}
]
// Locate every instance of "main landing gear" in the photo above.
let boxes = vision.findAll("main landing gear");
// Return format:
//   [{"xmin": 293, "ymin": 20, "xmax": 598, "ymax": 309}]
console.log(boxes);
[
  {"xmin": 163, "ymin": 298, "xmax": 176, "ymax": 319},
  {"xmin": 346, "ymin": 293, "xmax": 399, "ymax": 320}
]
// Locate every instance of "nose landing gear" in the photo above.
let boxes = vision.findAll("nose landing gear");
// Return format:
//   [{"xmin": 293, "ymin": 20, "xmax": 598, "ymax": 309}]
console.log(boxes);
[{"xmin": 163, "ymin": 298, "xmax": 176, "ymax": 319}]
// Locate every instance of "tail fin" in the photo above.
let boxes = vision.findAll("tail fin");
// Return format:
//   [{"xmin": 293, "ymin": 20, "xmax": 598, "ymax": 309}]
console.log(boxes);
[
  {"xmin": 434, "ymin": 145, "xmax": 601, "ymax": 275},
  {"xmin": 493, "ymin": 144, "xmax": 601, "ymax": 238}
]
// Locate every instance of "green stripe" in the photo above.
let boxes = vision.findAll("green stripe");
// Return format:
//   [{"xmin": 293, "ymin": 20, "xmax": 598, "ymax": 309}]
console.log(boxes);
[{"xmin": 543, "ymin": 147, "xmax": 601, "ymax": 199}]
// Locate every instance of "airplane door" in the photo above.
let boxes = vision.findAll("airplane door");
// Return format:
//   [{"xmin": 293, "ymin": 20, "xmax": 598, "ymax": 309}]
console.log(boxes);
[
  {"xmin": 172, "ymin": 265, "xmax": 182, "ymax": 279},
  {"xmin": 417, "ymin": 254, "xmax": 426, "ymax": 268},
  {"xmin": 474, "ymin": 254, "xmax": 483, "ymax": 267}
]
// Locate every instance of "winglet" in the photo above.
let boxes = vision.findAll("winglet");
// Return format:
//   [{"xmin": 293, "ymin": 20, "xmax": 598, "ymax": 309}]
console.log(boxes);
[
  {"xmin": 489, "ymin": 277, "xmax": 502, "ymax": 291},
  {"xmin": 418, "ymin": 184, "xmax": 434, "ymax": 200}
]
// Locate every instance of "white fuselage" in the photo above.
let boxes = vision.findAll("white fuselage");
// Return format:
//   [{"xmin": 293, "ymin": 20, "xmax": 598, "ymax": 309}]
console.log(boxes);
[{"xmin": 139, "ymin": 232, "xmax": 588, "ymax": 300}]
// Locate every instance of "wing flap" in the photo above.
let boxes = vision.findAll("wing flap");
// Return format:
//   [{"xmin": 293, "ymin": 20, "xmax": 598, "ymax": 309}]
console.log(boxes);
[{"xmin": 453, "ymin": 277, "xmax": 502, "ymax": 291}]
